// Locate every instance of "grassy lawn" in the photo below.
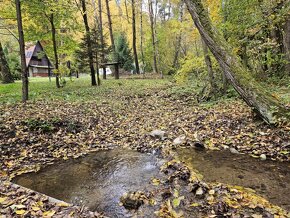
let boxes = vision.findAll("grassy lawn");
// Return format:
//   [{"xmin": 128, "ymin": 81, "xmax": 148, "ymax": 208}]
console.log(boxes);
[{"xmin": 0, "ymin": 76, "xmax": 171, "ymax": 104}]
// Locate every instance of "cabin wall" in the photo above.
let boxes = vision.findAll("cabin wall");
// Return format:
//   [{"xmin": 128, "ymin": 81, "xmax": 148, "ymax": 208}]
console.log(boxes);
[{"xmin": 28, "ymin": 67, "xmax": 50, "ymax": 77}]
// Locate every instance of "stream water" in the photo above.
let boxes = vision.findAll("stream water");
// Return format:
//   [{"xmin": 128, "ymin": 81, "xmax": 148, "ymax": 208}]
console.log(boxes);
[
  {"xmin": 176, "ymin": 148, "xmax": 290, "ymax": 211},
  {"xmin": 13, "ymin": 148, "xmax": 290, "ymax": 217},
  {"xmin": 13, "ymin": 149, "xmax": 163, "ymax": 217}
]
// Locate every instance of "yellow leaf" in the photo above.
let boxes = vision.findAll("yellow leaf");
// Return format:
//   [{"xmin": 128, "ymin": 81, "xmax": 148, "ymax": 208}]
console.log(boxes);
[
  {"xmin": 43, "ymin": 210, "xmax": 56, "ymax": 217},
  {"xmin": 0, "ymin": 197, "xmax": 7, "ymax": 203},
  {"xmin": 37, "ymin": 201, "xmax": 44, "ymax": 207},
  {"xmin": 152, "ymin": 178, "xmax": 160, "ymax": 186},
  {"xmin": 57, "ymin": 202, "xmax": 70, "ymax": 207},
  {"xmin": 32, "ymin": 206, "xmax": 40, "ymax": 211},
  {"xmin": 190, "ymin": 203, "xmax": 200, "ymax": 207},
  {"xmin": 16, "ymin": 209, "xmax": 26, "ymax": 215}
]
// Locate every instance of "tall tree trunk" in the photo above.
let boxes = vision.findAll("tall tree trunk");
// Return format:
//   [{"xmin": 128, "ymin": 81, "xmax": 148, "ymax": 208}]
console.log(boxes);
[
  {"xmin": 0, "ymin": 41, "xmax": 14, "ymax": 84},
  {"xmin": 98, "ymin": 0, "xmax": 107, "ymax": 79},
  {"xmin": 124, "ymin": 0, "xmax": 130, "ymax": 22},
  {"xmin": 15, "ymin": 0, "xmax": 28, "ymax": 102},
  {"xmin": 140, "ymin": 0, "xmax": 145, "ymax": 74},
  {"xmin": 92, "ymin": 0, "xmax": 101, "ymax": 85},
  {"xmin": 131, "ymin": 0, "xmax": 140, "ymax": 74},
  {"xmin": 172, "ymin": 3, "xmax": 184, "ymax": 70},
  {"xmin": 81, "ymin": 0, "xmax": 97, "ymax": 86},
  {"xmin": 201, "ymin": 39, "xmax": 215, "ymax": 95},
  {"xmin": 283, "ymin": 18, "xmax": 290, "ymax": 75},
  {"xmin": 184, "ymin": 0, "xmax": 289, "ymax": 124},
  {"xmin": 148, "ymin": 0, "xmax": 158, "ymax": 74},
  {"xmin": 49, "ymin": 14, "xmax": 61, "ymax": 88},
  {"xmin": 95, "ymin": 52, "xmax": 101, "ymax": 86},
  {"xmin": 105, "ymin": 0, "xmax": 118, "ymax": 79}
]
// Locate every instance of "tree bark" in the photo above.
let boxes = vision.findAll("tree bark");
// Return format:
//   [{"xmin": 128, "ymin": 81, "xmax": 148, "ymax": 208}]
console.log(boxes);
[
  {"xmin": 95, "ymin": 51, "xmax": 101, "ymax": 86},
  {"xmin": 140, "ymin": 0, "xmax": 145, "ymax": 74},
  {"xmin": 131, "ymin": 0, "xmax": 140, "ymax": 74},
  {"xmin": 105, "ymin": 0, "xmax": 118, "ymax": 79},
  {"xmin": 148, "ymin": 0, "xmax": 158, "ymax": 74},
  {"xmin": 201, "ymin": 39, "xmax": 215, "ymax": 95},
  {"xmin": 16, "ymin": 0, "xmax": 28, "ymax": 102},
  {"xmin": 98, "ymin": 0, "xmax": 107, "ymax": 79},
  {"xmin": 283, "ymin": 18, "xmax": 290, "ymax": 75},
  {"xmin": 105, "ymin": 0, "xmax": 115, "ymax": 50},
  {"xmin": 49, "ymin": 14, "xmax": 61, "ymax": 88},
  {"xmin": 0, "ymin": 41, "xmax": 14, "ymax": 84},
  {"xmin": 172, "ymin": 3, "xmax": 184, "ymax": 70},
  {"xmin": 81, "ymin": 0, "xmax": 97, "ymax": 86},
  {"xmin": 184, "ymin": 0, "xmax": 289, "ymax": 124}
]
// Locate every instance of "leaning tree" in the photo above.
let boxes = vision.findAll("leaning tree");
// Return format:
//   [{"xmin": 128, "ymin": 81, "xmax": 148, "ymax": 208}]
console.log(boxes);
[{"xmin": 184, "ymin": 0, "xmax": 290, "ymax": 124}]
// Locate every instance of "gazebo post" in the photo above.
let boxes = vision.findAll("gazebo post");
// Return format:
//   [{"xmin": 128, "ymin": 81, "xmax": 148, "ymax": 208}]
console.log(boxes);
[{"xmin": 115, "ymin": 64, "xmax": 119, "ymax": 80}]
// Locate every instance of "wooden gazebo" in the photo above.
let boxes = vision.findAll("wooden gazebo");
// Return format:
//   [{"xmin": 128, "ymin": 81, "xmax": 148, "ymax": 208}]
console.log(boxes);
[{"xmin": 100, "ymin": 62, "xmax": 120, "ymax": 79}]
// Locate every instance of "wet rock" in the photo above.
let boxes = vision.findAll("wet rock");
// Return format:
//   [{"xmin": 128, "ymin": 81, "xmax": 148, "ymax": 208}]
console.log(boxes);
[
  {"xmin": 120, "ymin": 191, "xmax": 146, "ymax": 210},
  {"xmin": 149, "ymin": 130, "xmax": 166, "ymax": 140},
  {"xmin": 238, "ymin": 175, "xmax": 244, "ymax": 179},
  {"xmin": 173, "ymin": 135, "xmax": 186, "ymax": 146},
  {"xmin": 193, "ymin": 142, "xmax": 205, "ymax": 150},
  {"xmin": 195, "ymin": 187, "xmax": 204, "ymax": 196},
  {"xmin": 189, "ymin": 181, "xmax": 209, "ymax": 197},
  {"xmin": 222, "ymin": 145, "xmax": 230, "ymax": 150},
  {"xmin": 161, "ymin": 188, "xmax": 172, "ymax": 200},
  {"xmin": 260, "ymin": 154, "xmax": 267, "ymax": 161},
  {"xmin": 230, "ymin": 148, "xmax": 239, "ymax": 154}
]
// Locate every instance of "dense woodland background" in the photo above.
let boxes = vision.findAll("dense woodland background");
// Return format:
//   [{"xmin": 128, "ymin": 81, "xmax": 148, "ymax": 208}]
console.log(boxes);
[{"xmin": 0, "ymin": 0, "xmax": 289, "ymax": 122}]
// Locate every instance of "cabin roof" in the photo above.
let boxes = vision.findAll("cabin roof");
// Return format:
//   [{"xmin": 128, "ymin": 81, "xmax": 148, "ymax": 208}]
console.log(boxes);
[
  {"xmin": 25, "ymin": 44, "xmax": 37, "ymax": 66},
  {"xmin": 25, "ymin": 41, "xmax": 53, "ymax": 67}
]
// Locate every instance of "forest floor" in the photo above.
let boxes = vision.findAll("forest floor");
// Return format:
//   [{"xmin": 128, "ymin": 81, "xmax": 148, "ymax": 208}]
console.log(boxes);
[{"xmin": 0, "ymin": 76, "xmax": 289, "ymax": 217}]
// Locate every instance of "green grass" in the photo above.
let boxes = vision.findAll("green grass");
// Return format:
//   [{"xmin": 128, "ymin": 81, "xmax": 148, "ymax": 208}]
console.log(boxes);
[
  {"xmin": 0, "ymin": 76, "xmax": 171, "ymax": 104},
  {"xmin": 1, "ymin": 76, "xmax": 289, "ymax": 107}
]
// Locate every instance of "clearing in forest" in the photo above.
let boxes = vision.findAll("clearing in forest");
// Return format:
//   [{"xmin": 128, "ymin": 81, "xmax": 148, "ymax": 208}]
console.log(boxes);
[{"xmin": 0, "ymin": 77, "xmax": 289, "ymax": 217}]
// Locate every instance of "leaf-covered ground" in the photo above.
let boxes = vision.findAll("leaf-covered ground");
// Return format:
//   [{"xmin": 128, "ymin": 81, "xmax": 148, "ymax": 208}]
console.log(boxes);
[{"xmin": 0, "ymin": 77, "xmax": 289, "ymax": 217}]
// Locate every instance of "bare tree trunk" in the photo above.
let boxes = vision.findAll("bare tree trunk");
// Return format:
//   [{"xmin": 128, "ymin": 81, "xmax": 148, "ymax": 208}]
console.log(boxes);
[
  {"xmin": 184, "ymin": 0, "xmax": 289, "ymax": 124},
  {"xmin": 0, "ymin": 41, "xmax": 14, "ymax": 84},
  {"xmin": 95, "ymin": 52, "xmax": 101, "ymax": 86},
  {"xmin": 132, "ymin": 0, "xmax": 140, "ymax": 74},
  {"xmin": 98, "ymin": 0, "xmax": 107, "ymax": 79},
  {"xmin": 16, "ymin": 0, "xmax": 28, "ymax": 102},
  {"xmin": 124, "ymin": 0, "xmax": 130, "ymax": 22},
  {"xmin": 172, "ymin": 3, "xmax": 184, "ymax": 70},
  {"xmin": 81, "ymin": 0, "xmax": 97, "ymax": 86},
  {"xmin": 283, "ymin": 18, "xmax": 290, "ymax": 75},
  {"xmin": 201, "ymin": 39, "xmax": 215, "ymax": 95},
  {"xmin": 105, "ymin": 0, "xmax": 119, "ymax": 79},
  {"xmin": 140, "ymin": 0, "xmax": 145, "ymax": 75},
  {"xmin": 49, "ymin": 14, "xmax": 61, "ymax": 88},
  {"xmin": 148, "ymin": 0, "xmax": 158, "ymax": 74}
]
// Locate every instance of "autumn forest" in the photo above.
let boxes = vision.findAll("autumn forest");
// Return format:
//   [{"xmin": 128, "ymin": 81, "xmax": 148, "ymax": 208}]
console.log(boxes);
[{"xmin": 0, "ymin": 0, "xmax": 290, "ymax": 217}]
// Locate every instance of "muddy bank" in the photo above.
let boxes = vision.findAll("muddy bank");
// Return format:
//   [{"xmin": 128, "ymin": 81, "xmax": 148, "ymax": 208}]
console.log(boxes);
[{"xmin": 176, "ymin": 148, "xmax": 290, "ymax": 211}]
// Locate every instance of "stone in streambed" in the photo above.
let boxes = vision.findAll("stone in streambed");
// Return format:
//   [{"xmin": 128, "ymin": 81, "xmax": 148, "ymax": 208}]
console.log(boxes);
[
  {"xmin": 260, "ymin": 154, "xmax": 267, "ymax": 161},
  {"xmin": 193, "ymin": 141, "xmax": 205, "ymax": 150},
  {"xmin": 230, "ymin": 148, "xmax": 239, "ymax": 154},
  {"xmin": 173, "ymin": 135, "xmax": 186, "ymax": 146},
  {"xmin": 149, "ymin": 129, "xmax": 166, "ymax": 140},
  {"xmin": 120, "ymin": 191, "xmax": 146, "ymax": 210}
]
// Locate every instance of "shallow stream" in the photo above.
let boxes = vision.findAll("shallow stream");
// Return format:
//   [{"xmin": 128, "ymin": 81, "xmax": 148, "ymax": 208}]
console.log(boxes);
[
  {"xmin": 13, "ymin": 148, "xmax": 290, "ymax": 217},
  {"xmin": 176, "ymin": 148, "xmax": 290, "ymax": 211}
]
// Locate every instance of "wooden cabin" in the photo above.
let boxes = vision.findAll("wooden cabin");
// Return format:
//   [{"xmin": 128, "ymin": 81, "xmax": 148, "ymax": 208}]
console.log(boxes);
[{"xmin": 25, "ymin": 41, "xmax": 53, "ymax": 77}]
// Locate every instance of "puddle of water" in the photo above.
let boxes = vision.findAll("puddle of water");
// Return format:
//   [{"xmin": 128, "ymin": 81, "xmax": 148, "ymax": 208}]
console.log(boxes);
[
  {"xmin": 13, "ymin": 149, "xmax": 163, "ymax": 217},
  {"xmin": 176, "ymin": 148, "xmax": 290, "ymax": 211}
]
